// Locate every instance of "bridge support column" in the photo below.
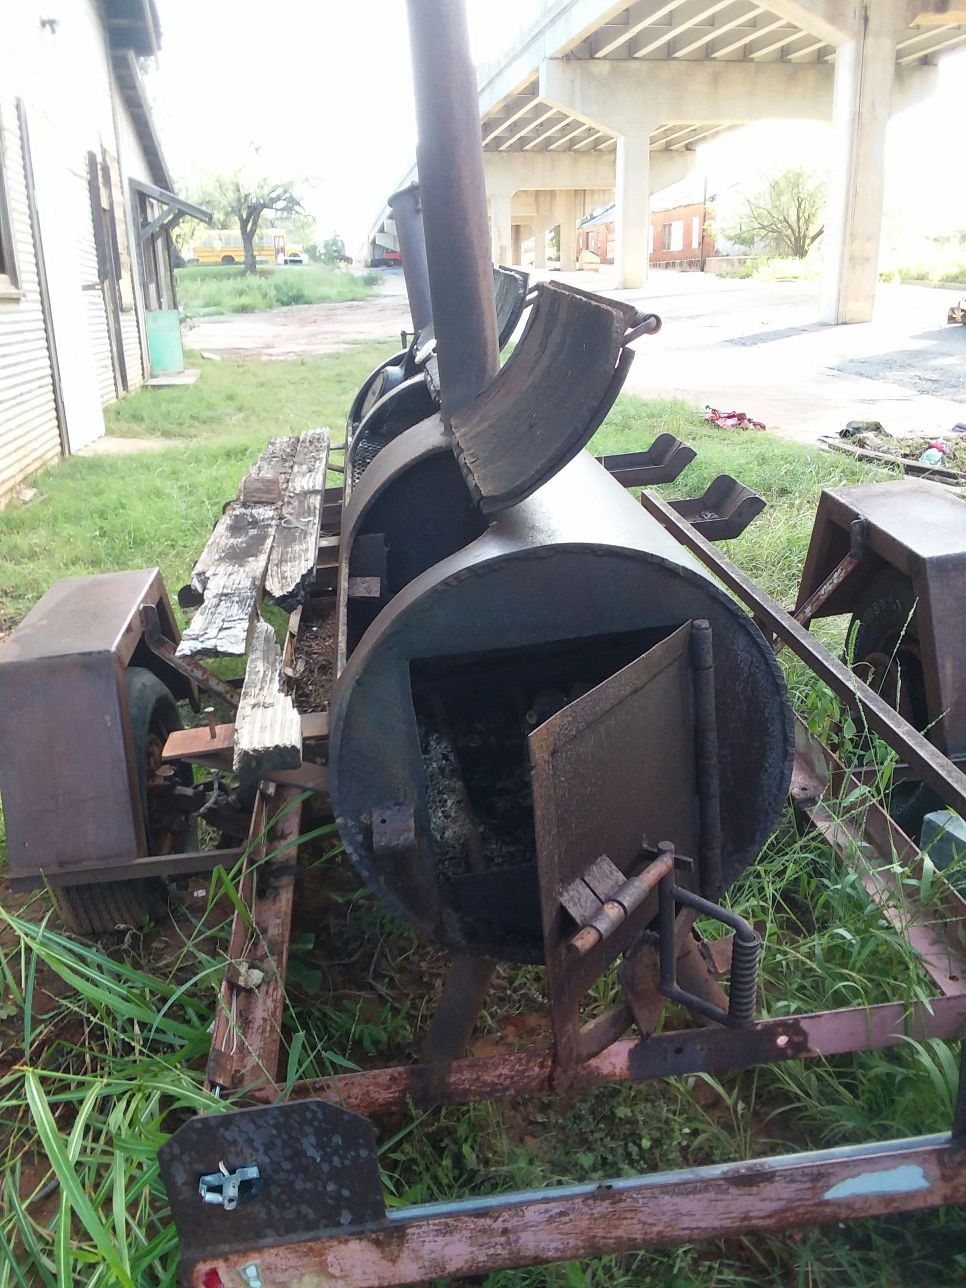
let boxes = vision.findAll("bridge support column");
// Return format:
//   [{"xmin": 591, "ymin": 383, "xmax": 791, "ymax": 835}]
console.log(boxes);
[
  {"xmin": 511, "ymin": 223, "xmax": 523, "ymax": 266},
  {"xmin": 490, "ymin": 195, "xmax": 513, "ymax": 267},
  {"xmin": 820, "ymin": 1, "xmax": 907, "ymax": 324},
  {"xmin": 615, "ymin": 129, "xmax": 654, "ymax": 289},
  {"xmin": 534, "ymin": 220, "xmax": 552, "ymax": 270},
  {"xmin": 557, "ymin": 192, "xmax": 578, "ymax": 271}
]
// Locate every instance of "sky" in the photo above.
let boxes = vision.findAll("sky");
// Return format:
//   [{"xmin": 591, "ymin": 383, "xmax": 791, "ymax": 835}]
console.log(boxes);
[
  {"xmin": 147, "ymin": 1, "xmax": 966, "ymax": 254},
  {"xmin": 148, "ymin": 0, "xmax": 541, "ymax": 252}
]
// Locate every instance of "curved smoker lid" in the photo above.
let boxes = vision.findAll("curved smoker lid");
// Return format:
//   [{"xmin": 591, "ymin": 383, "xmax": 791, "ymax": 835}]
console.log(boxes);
[
  {"xmin": 493, "ymin": 265, "xmax": 529, "ymax": 349},
  {"xmin": 448, "ymin": 280, "xmax": 644, "ymax": 515}
]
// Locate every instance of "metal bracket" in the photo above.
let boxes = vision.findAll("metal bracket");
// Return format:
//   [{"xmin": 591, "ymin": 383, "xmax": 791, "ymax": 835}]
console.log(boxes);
[
  {"xmin": 140, "ymin": 603, "xmax": 240, "ymax": 710},
  {"xmin": 664, "ymin": 475, "xmax": 767, "ymax": 541},
  {"xmin": 160, "ymin": 1101, "xmax": 387, "ymax": 1264},
  {"xmin": 784, "ymin": 516, "xmax": 867, "ymax": 645},
  {"xmin": 198, "ymin": 1162, "xmax": 262, "ymax": 1211}
]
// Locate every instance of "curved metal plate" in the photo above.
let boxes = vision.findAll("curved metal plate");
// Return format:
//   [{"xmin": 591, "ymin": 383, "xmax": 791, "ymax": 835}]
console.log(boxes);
[{"xmin": 450, "ymin": 281, "xmax": 640, "ymax": 514}]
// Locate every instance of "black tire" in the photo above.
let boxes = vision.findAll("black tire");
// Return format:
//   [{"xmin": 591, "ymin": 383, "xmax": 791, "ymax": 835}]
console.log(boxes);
[
  {"xmin": 54, "ymin": 669, "xmax": 192, "ymax": 935},
  {"xmin": 846, "ymin": 570, "xmax": 941, "ymax": 838},
  {"xmin": 220, "ymin": 254, "xmax": 236, "ymax": 265}
]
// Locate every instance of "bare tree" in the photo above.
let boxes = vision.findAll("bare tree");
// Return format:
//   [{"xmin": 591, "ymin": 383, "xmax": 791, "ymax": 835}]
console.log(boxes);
[
  {"xmin": 194, "ymin": 171, "xmax": 304, "ymax": 273},
  {"xmin": 727, "ymin": 170, "xmax": 826, "ymax": 259}
]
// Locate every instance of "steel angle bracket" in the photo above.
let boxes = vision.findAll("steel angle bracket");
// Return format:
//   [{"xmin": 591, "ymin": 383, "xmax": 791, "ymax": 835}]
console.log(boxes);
[{"xmin": 159, "ymin": 1101, "xmax": 388, "ymax": 1272}]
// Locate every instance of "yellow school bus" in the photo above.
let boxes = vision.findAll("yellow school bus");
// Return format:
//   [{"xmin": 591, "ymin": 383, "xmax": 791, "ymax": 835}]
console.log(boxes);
[{"xmin": 190, "ymin": 228, "xmax": 306, "ymax": 266}]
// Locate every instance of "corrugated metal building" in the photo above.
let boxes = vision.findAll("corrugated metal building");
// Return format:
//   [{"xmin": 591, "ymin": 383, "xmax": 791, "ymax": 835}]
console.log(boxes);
[{"xmin": 0, "ymin": 1, "xmax": 189, "ymax": 505}]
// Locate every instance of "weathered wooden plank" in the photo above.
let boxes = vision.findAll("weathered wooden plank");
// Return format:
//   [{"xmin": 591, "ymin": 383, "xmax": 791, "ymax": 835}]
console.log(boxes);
[
  {"xmin": 205, "ymin": 786, "xmax": 302, "ymax": 1092},
  {"xmin": 177, "ymin": 568, "xmax": 263, "ymax": 658},
  {"xmin": 233, "ymin": 619, "xmax": 302, "ymax": 780},
  {"xmin": 191, "ymin": 435, "xmax": 299, "ymax": 593},
  {"xmin": 161, "ymin": 710, "xmax": 328, "ymax": 763},
  {"xmin": 265, "ymin": 428, "xmax": 331, "ymax": 607},
  {"xmin": 177, "ymin": 436, "xmax": 298, "ymax": 657}
]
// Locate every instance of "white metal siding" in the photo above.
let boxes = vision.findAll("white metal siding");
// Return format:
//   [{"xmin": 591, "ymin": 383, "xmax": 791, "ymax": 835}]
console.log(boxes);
[
  {"xmin": 120, "ymin": 309, "xmax": 142, "ymax": 386},
  {"xmin": 0, "ymin": 2, "xmax": 165, "ymax": 492},
  {"xmin": 0, "ymin": 97, "xmax": 61, "ymax": 505},
  {"xmin": 77, "ymin": 173, "xmax": 116, "ymax": 406}
]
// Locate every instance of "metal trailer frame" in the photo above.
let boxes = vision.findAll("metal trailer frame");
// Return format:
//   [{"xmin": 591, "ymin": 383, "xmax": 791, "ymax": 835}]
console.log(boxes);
[
  {"xmin": 157, "ymin": 0, "xmax": 966, "ymax": 1277},
  {"xmin": 158, "ymin": 478, "xmax": 966, "ymax": 1288}
]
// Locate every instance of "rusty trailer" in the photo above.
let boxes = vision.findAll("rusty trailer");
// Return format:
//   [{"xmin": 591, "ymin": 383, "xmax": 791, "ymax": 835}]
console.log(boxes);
[{"xmin": 1, "ymin": 0, "xmax": 965, "ymax": 1282}]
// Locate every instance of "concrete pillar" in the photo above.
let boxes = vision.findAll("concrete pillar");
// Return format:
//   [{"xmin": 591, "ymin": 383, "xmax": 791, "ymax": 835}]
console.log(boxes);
[
  {"xmin": 511, "ymin": 223, "xmax": 523, "ymax": 266},
  {"xmin": 490, "ymin": 194, "xmax": 513, "ymax": 267},
  {"xmin": 615, "ymin": 130, "xmax": 653, "ymax": 290},
  {"xmin": 558, "ymin": 192, "xmax": 577, "ymax": 271},
  {"xmin": 820, "ymin": 2, "xmax": 907, "ymax": 324},
  {"xmin": 534, "ymin": 221, "xmax": 551, "ymax": 270}
]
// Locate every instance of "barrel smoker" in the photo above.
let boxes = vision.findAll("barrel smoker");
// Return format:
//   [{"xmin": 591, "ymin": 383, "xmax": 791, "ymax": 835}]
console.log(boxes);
[
  {"xmin": 2, "ymin": 0, "xmax": 965, "ymax": 1280},
  {"xmin": 331, "ymin": 345, "xmax": 793, "ymax": 1064},
  {"xmin": 154, "ymin": 3, "xmax": 966, "ymax": 1283}
]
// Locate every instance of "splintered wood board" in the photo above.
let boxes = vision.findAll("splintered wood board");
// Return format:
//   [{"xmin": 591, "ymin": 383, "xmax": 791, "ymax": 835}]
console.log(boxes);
[
  {"xmin": 233, "ymin": 619, "xmax": 302, "ymax": 779},
  {"xmin": 177, "ymin": 437, "xmax": 298, "ymax": 658},
  {"xmin": 265, "ymin": 428, "xmax": 330, "ymax": 607}
]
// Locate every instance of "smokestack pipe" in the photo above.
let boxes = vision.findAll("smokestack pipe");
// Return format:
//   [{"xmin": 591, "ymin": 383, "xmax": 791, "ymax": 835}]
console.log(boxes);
[
  {"xmin": 387, "ymin": 182, "xmax": 433, "ymax": 334},
  {"xmin": 404, "ymin": 0, "xmax": 499, "ymax": 422}
]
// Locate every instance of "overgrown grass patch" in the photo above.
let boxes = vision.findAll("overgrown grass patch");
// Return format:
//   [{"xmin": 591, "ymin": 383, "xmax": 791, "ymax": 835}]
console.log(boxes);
[
  {"xmin": 174, "ymin": 264, "xmax": 380, "ymax": 316},
  {"xmin": 591, "ymin": 397, "xmax": 886, "ymax": 603},
  {"xmin": 104, "ymin": 343, "xmax": 393, "ymax": 441},
  {"xmin": 2, "ymin": 355, "xmax": 961, "ymax": 1285},
  {"xmin": 1, "ymin": 343, "xmax": 396, "ymax": 631}
]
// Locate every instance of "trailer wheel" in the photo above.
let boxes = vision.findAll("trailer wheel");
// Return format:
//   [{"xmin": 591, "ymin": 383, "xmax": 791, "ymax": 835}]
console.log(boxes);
[
  {"xmin": 847, "ymin": 570, "xmax": 940, "ymax": 838},
  {"xmin": 54, "ymin": 668, "xmax": 193, "ymax": 935}
]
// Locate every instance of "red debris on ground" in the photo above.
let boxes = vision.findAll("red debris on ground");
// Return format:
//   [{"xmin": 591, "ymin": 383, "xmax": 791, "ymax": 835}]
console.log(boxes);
[{"xmin": 704, "ymin": 405, "xmax": 766, "ymax": 431}]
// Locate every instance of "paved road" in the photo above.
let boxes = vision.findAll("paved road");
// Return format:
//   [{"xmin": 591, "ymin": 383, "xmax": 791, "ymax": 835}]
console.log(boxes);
[
  {"xmin": 185, "ymin": 268, "xmax": 966, "ymax": 443},
  {"xmin": 604, "ymin": 271, "xmax": 966, "ymax": 442}
]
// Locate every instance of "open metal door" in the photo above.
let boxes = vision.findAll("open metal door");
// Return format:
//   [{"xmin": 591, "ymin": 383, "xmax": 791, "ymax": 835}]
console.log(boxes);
[{"xmin": 529, "ymin": 622, "xmax": 711, "ymax": 1068}]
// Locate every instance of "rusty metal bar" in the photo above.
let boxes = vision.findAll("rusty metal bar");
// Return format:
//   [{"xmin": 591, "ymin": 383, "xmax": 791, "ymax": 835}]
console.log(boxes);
[
  {"xmin": 405, "ymin": 0, "xmax": 499, "ymax": 421},
  {"xmin": 188, "ymin": 1133, "xmax": 966, "ymax": 1288},
  {"xmin": 793, "ymin": 718, "xmax": 966, "ymax": 991},
  {"xmin": 640, "ymin": 489, "xmax": 966, "ymax": 817},
  {"xmin": 253, "ymin": 993, "xmax": 966, "ymax": 1115},
  {"xmin": 690, "ymin": 619, "xmax": 724, "ymax": 898},
  {"xmin": 419, "ymin": 955, "xmax": 498, "ymax": 1066},
  {"xmin": 7, "ymin": 846, "xmax": 242, "ymax": 892},
  {"xmin": 140, "ymin": 603, "xmax": 240, "ymax": 710},
  {"xmin": 778, "ymin": 517, "xmax": 866, "ymax": 647}
]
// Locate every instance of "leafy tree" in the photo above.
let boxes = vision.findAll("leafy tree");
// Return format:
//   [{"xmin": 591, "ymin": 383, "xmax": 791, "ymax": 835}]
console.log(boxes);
[
  {"xmin": 193, "ymin": 169, "xmax": 305, "ymax": 273},
  {"xmin": 283, "ymin": 211, "xmax": 318, "ymax": 250},
  {"xmin": 726, "ymin": 169, "xmax": 826, "ymax": 259},
  {"xmin": 320, "ymin": 233, "xmax": 347, "ymax": 265}
]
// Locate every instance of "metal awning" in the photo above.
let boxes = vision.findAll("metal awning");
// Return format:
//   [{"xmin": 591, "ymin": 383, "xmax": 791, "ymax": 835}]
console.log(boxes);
[{"xmin": 131, "ymin": 179, "xmax": 213, "ymax": 242}]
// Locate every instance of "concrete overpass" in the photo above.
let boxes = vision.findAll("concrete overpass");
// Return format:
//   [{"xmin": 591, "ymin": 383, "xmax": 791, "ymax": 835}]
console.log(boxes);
[{"xmin": 475, "ymin": 1, "xmax": 966, "ymax": 322}]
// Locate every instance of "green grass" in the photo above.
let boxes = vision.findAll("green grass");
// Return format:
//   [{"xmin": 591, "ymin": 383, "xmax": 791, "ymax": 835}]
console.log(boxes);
[
  {"xmin": 2, "ymin": 355, "xmax": 962, "ymax": 1285},
  {"xmin": 0, "ymin": 343, "xmax": 394, "ymax": 632},
  {"xmin": 174, "ymin": 264, "xmax": 381, "ymax": 317}
]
